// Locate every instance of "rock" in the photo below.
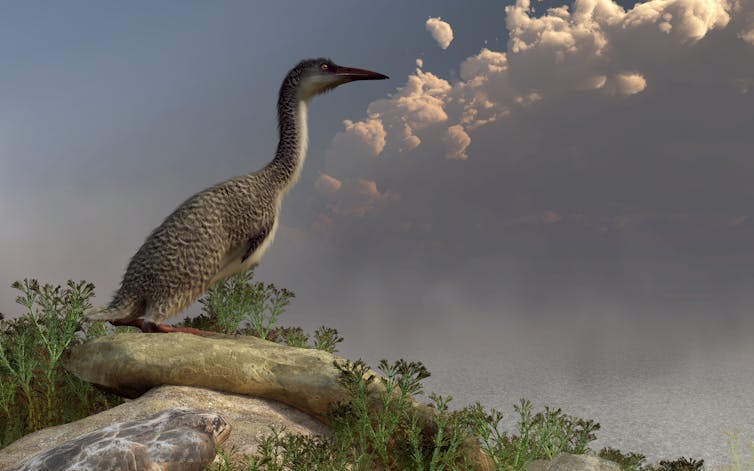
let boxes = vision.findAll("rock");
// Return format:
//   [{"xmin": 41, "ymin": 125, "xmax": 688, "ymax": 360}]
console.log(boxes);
[
  {"xmin": 526, "ymin": 459, "xmax": 551, "ymax": 471},
  {"xmin": 64, "ymin": 333, "xmax": 347, "ymax": 420},
  {"xmin": 0, "ymin": 385, "xmax": 328, "ymax": 469},
  {"xmin": 63, "ymin": 332, "xmax": 495, "ymax": 470},
  {"xmin": 5, "ymin": 408, "xmax": 228, "ymax": 471},
  {"xmin": 526, "ymin": 453, "xmax": 622, "ymax": 471}
]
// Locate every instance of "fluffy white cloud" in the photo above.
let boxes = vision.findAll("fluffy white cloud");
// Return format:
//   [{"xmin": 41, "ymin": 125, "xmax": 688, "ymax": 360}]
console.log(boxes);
[
  {"xmin": 325, "ymin": 116, "xmax": 386, "ymax": 179},
  {"xmin": 739, "ymin": 6, "xmax": 754, "ymax": 45},
  {"xmin": 426, "ymin": 17, "xmax": 454, "ymax": 49},
  {"xmin": 741, "ymin": 27, "xmax": 754, "ymax": 44},
  {"xmin": 314, "ymin": 173, "xmax": 342, "ymax": 196},
  {"xmin": 314, "ymin": 174, "xmax": 398, "ymax": 219},
  {"xmin": 330, "ymin": 117, "xmax": 386, "ymax": 158},
  {"xmin": 366, "ymin": 69, "xmax": 452, "ymax": 152},
  {"xmin": 330, "ymin": 178, "xmax": 397, "ymax": 218},
  {"xmin": 603, "ymin": 72, "xmax": 648, "ymax": 96},
  {"xmin": 326, "ymin": 0, "xmax": 744, "ymax": 175},
  {"xmin": 732, "ymin": 0, "xmax": 754, "ymax": 45},
  {"xmin": 443, "ymin": 125, "xmax": 471, "ymax": 160}
]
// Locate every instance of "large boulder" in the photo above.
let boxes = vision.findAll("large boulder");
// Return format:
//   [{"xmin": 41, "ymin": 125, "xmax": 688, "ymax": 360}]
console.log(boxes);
[
  {"xmin": 0, "ymin": 385, "xmax": 327, "ymax": 469},
  {"xmin": 526, "ymin": 453, "xmax": 622, "ymax": 471},
  {"xmin": 64, "ymin": 332, "xmax": 348, "ymax": 421},
  {"xmin": 63, "ymin": 332, "xmax": 494, "ymax": 470},
  {"xmin": 5, "ymin": 408, "xmax": 228, "ymax": 471}
]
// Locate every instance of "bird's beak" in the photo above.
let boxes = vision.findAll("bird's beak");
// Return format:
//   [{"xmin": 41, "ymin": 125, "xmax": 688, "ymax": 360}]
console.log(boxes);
[{"xmin": 336, "ymin": 66, "xmax": 389, "ymax": 81}]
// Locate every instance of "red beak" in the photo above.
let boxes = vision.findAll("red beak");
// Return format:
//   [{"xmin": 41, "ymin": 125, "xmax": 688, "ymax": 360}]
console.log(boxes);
[{"xmin": 336, "ymin": 66, "xmax": 389, "ymax": 81}]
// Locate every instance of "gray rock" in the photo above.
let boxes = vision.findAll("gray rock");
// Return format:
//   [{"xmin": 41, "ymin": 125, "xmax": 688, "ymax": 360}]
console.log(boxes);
[
  {"xmin": 62, "ymin": 332, "xmax": 495, "ymax": 470},
  {"xmin": 5, "ymin": 408, "xmax": 228, "ymax": 471},
  {"xmin": 0, "ymin": 385, "xmax": 328, "ymax": 469},
  {"xmin": 526, "ymin": 453, "xmax": 623, "ymax": 471},
  {"xmin": 527, "ymin": 458, "xmax": 551, "ymax": 471}
]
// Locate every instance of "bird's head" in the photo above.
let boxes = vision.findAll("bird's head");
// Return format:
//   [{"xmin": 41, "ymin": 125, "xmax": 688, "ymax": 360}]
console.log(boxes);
[{"xmin": 287, "ymin": 58, "xmax": 388, "ymax": 101}]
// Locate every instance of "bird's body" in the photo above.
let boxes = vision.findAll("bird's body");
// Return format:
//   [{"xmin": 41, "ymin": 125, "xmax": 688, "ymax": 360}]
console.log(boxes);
[{"xmin": 88, "ymin": 58, "xmax": 387, "ymax": 332}]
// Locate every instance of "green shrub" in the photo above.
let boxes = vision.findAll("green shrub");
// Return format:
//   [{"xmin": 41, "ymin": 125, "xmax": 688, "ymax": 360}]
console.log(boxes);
[
  {"xmin": 210, "ymin": 358, "xmax": 481, "ymax": 470},
  {"xmin": 181, "ymin": 269, "xmax": 293, "ymax": 337},
  {"xmin": 180, "ymin": 270, "xmax": 342, "ymax": 353},
  {"xmin": 599, "ymin": 447, "xmax": 648, "ymax": 470},
  {"xmin": 470, "ymin": 398, "xmax": 599, "ymax": 470},
  {"xmin": 0, "ymin": 279, "xmax": 123, "ymax": 447}
]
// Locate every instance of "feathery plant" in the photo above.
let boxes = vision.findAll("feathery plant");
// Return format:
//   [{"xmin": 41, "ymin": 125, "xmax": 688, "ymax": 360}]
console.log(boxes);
[
  {"xmin": 211, "ymin": 358, "xmax": 482, "ymax": 470},
  {"xmin": 189, "ymin": 269, "xmax": 294, "ymax": 337},
  {"xmin": 469, "ymin": 398, "xmax": 599, "ymax": 470},
  {"xmin": 312, "ymin": 326, "xmax": 344, "ymax": 353},
  {"xmin": 207, "ymin": 357, "xmax": 709, "ymax": 471},
  {"xmin": 0, "ymin": 279, "xmax": 122, "ymax": 447},
  {"xmin": 182, "ymin": 269, "xmax": 343, "ymax": 352}
]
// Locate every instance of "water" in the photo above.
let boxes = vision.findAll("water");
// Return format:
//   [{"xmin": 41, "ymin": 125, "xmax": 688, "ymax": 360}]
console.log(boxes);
[{"xmin": 339, "ymin": 315, "xmax": 754, "ymax": 469}]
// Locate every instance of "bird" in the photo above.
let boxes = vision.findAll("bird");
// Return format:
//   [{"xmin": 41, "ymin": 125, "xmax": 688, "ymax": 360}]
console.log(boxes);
[{"xmin": 87, "ymin": 58, "xmax": 388, "ymax": 333}]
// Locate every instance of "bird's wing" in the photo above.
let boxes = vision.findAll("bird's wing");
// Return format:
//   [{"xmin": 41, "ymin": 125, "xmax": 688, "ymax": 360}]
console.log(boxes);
[
  {"xmin": 241, "ymin": 224, "xmax": 273, "ymax": 263},
  {"xmin": 211, "ymin": 223, "xmax": 273, "ymax": 284}
]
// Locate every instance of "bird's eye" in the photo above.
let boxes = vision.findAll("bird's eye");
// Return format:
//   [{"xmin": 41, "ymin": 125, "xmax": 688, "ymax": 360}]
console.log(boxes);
[{"xmin": 320, "ymin": 63, "xmax": 328, "ymax": 71}]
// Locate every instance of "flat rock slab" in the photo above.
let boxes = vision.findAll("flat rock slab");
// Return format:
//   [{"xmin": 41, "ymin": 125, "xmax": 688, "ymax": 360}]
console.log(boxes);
[
  {"xmin": 4, "ymin": 408, "xmax": 228, "ymax": 471},
  {"xmin": 0, "ymin": 385, "xmax": 328, "ymax": 469},
  {"xmin": 64, "ymin": 332, "xmax": 347, "ymax": 422},
  {"xmin": 527, "ymin": 453, "xmax": 622, "ymax": 471},
  {"xmin": 61, "ymin": 332, "xmax": 494, "ymax": 471}
]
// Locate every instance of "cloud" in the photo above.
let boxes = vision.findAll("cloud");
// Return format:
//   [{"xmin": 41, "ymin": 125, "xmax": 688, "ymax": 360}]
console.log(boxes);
[
  {"xmin": 738, "ymin": 2, "xmax": 754, "ymax": 46},
  {"xmin": 740, "ymin": 27, "xmax": 754, "ymax": 44},
  {"xmin": 330, "ymin": 178, "xmax": 397, "ymax": 218},
  {"xmin": 543, "ymin": 211, "xmax": 563, "ymax": 224},
  {"xmin": 503, "ymin": 0, "xmax": 732, "ymax": 94},
  {"xmin": 325, "ymin": 116, "xmax": 386, "ymax": 179},
  {"xmin": 364, "ymin": 68, "xmax": 452, "ymax": 152},
  {"xmin": 613, "ymin": 215, "xmax": 629, "ymax": 229},
  {"xmin": 311, "ymin": 213, "xmax": 336, "ymax": 240},
  {"xmin": 731, "ymin": 215, "xmax": 748, "ymax": 226},
  {"xmin": 318, "ymin": 0, "xmax": 754, "ymax": 231},
  {"xmin": 327, "ymin": 0, "xmax": 743, "ymax": 170},
  {"xmin": 443, "ymin": 124, "xmax": 471, "ymax": 160},
  {"xmin": 603, "ymin": 72, "xmax": 648, "ymax": 96},
  {"xmin": 324, "ymin": 67, "xmax": 453, "ymax": 178},
  {"xmin": 314, "ymin": 174, "xmax": 398, "ymax": 219},
  {"xmin": 329, "ymin": 117, "xmax": 386, "ymax": 159},
  {"xmin": 314, "ymin": 173, "xmax": 342, "ymax": 196},
  {"xmin": 426, "ymin": 17, "xmax": 454, "ymax": 49}
]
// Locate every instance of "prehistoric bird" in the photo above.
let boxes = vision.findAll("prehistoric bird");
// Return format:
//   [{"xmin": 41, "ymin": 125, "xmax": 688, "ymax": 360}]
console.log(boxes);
[{"xmin": 88, "ymin": 58, "xmax": 388, "ymax": 333}]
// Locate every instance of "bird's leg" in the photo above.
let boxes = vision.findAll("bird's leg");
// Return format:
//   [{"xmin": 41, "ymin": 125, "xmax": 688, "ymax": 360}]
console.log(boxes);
[
  {"xmin": 141, "ymin": 320, "xmax": 216, "ymax": 336},
  {"xmin": 111, "ymin": 319, "xmax": 215, "ymax": 335},
  {"xmin": 111, "ymin": 318, "xmax": 148, "ymax": 330}
]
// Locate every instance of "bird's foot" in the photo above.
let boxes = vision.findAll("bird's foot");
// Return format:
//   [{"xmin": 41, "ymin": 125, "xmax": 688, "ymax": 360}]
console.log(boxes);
[
  {"xmin": 111, "ymin": 319, "xmax": 215, "ymax": 336},
  {"xmin": 143, "ymin": 322, "xmax": 216, "ymax": 336}
]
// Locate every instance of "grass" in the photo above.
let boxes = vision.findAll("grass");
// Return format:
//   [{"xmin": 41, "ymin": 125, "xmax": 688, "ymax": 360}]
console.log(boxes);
[
  {"xmin": 0, "ymin": 279, "xmax": 124, "ymax": 447},
  {"xmin": 178, "ymin": 269, "xmax": 343, "ymax": 353},
  {"xmin": 0, "ymin": 271, "xmax": 747, "ymax": 470}
]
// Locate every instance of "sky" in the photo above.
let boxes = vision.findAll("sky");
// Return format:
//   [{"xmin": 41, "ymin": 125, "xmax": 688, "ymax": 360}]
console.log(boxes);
[{"xmin": 2, "ymin": 0, "xmax": 754, "ymax": 463}]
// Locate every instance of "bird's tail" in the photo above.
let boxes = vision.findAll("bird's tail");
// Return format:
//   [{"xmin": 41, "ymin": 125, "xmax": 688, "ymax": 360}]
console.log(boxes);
[{"xmin": 85, "ymin": 296, "xmax": 139, "ymax": 322}]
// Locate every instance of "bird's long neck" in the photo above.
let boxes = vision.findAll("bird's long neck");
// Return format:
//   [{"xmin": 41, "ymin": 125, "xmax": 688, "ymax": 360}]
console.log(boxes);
[{"xmin": 265, "ymin": 77, "xmax": 309, "ymax": 195}]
